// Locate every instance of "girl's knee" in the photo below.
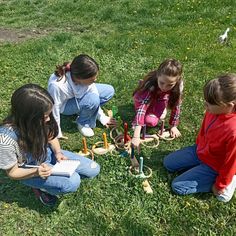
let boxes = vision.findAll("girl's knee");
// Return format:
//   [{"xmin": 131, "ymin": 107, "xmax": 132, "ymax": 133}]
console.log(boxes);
[
  {"xmin": 163, "ymin": 156, "xmax": 170, "ymax": 170},
  {"xmin": 163, "ymin": 155, "xmax": 175, "ymax": 172},
  {"xmin": 106, "ymin": 85, "xmax": 115, "ymax": 98},
  {"xmin": 83, "ymin": 93, "xmax": 100, "ymax": 110},
  {"xmin": 87, "ymin": 162, "xmax": 100, "ymax": 178},
  {"xmin": 60, "ymin": 175, "xmax": 81, "ymax": 193},
  {"xmin": 145, "ymin": 114, "xmax": 158, "ymax": 127}
]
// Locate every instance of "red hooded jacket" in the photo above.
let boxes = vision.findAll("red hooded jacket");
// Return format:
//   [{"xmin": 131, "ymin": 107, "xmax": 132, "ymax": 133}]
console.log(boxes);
[{"xmin": 196, "ymin": 111, "xmax": 236, "ymax": 191}]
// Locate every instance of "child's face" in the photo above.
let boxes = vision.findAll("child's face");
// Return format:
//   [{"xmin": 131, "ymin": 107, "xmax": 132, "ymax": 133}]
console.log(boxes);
[
  {"xmin": 204, "ymin": 101, "xmax": 235, "ymax": 115},
  {"xmin": 72, "ymin": 73, "xmax": 98, "ymax": 86},
  {"xmin": 157, "ymin": 75, "xmax": 178, "ymax": 92}
]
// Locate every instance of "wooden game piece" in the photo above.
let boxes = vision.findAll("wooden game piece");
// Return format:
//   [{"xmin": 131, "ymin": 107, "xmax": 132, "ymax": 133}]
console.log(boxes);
[{"xmin": 142, "ymin": 179, "xmax": 153, "ymax": 194}]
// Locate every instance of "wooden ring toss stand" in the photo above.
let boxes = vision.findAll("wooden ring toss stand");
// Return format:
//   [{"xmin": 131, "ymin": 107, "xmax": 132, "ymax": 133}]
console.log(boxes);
[
  {"xmin": 129, "ymin": 149, "xmax": 153, "ymax": 194},
  {"xmin": 92, "ymin": 132, "xmax": 116, "ymax": 155},
  {"xmin": 78, "ymin": 149, "xmax": 95, "ymax": 160},
  {"xmin": 78, "ymin": 137, "xmax": 95, "ymax": 160},
  {"xmin": 157, "ymin": 120, "xmax": 175, "ymax": 141},
  {"xmin": 110, "ymin": 127, "xmax": 131, "ymax": 151},
  {"xmin": 92, "ymin": 142, "xmax": 116, "ymax": 155},
  {"xmin": 129, "ymin": 165, "xmax": 152, "ymax": 179},
  {"xmin": 107, "ymin": 109, "xmax": 131, "ymax": 152}
]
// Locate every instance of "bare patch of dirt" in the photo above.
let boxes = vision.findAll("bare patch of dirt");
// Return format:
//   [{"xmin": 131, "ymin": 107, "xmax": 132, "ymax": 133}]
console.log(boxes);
[{"xmin": 0, "ymin": 28, "xmax": 51, "ymax": 43}]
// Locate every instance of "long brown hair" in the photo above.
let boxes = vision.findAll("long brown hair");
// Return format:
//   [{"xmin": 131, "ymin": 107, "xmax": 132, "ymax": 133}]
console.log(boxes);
[
  {"xmin": 54, "ymin": 54, "xmax": 99, "ymax": 81},
  {"xmin": 2, "ymin": 84, "xmax": 58, "ymax": 163},
  {"xmin": 133, "ymin": 59, "xmax": 183, "ymax": 109}
]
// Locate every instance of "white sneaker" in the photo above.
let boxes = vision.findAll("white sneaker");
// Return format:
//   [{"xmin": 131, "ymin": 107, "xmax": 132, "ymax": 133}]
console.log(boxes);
[
  {"xmin": 77, "ymin": 124, "xmax": 94, "ymax": 137},
  {"xmin": 216, "ymin": 175, "xmax": 236, "ymax": 202}
]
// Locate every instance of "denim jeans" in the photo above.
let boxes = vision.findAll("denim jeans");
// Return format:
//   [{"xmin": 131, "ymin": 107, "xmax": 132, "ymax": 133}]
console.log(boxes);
[
  {"xmin": 163, "ymin": 145, "xmax": 218, "ymax": 195},
  {"xmin": 62, "ymin": 83, "xmax": 114, "ymax": 128},
  {"xmin": 20, "ymin": 148, "xmax": 100, "ymax": 196}
]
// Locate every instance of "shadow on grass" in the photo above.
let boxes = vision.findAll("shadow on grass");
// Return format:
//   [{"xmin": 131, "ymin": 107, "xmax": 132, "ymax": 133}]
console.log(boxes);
[
  {"xmin": 80, "ymin": 210, "xmax": 155, "ymax": 236},
  {"xmin": 0, "ymin": 170, "xmax": 58, "ymax": 213}
]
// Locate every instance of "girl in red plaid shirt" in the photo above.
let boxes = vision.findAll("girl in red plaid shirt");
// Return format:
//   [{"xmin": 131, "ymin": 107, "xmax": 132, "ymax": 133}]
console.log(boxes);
[{"xmin": 132, "ymin": 59, "xmax": 183, "ymax": 149}]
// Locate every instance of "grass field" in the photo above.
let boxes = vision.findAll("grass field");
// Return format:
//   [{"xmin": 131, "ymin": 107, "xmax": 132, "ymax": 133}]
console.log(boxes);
[{"xmin": 0, "ymin": 0, "xmax": 236, "ymax": 235}]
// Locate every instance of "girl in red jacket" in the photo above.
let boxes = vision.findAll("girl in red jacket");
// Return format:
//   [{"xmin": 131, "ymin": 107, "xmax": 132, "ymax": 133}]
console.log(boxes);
[{"xmin": 164, "ymin": 74, "xmax": 236, "ymax": 202}]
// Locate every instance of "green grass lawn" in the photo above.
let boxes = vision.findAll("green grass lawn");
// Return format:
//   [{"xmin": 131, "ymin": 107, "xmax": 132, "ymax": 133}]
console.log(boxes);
[{"xmin": 0, "ymin": 0, "xmax": 236, "ymax": 235}]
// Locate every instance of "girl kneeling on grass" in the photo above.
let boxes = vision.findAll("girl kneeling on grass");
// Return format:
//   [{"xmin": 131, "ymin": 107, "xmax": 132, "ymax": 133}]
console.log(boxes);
[
  {"xmin": 131, "ymin": 59, "xmax": 183, "ymax": 150},
  {"xmin": 48, "ymin": 54, "xmax": 116, "ymax": 138},
  {"xmin": 164, "ymin": 74, "xmax": 236, "ymax": 202},
  {"xmin": 0, "ymin": 84, "xmax": 100, "ymax": 207}
]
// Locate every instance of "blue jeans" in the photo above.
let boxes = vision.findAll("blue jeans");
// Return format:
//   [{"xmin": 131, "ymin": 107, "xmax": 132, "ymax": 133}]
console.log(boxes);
[
  {"xmin": 62, "ymin": 83, "xmax": 114, "ymax": 128},
  {"xmin": 163, "ymin": 145, "xmax": 218, "ymax": 195},
  {"xmin": 20, "ymin": 148, "xmax": 100, "ymax": 196}
]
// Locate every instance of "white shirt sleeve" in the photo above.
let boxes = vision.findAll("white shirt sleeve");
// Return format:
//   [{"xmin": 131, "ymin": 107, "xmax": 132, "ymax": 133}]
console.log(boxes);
[{"xmin": 48, "ymin": 83, "xmax": 66, "ymax": 138}]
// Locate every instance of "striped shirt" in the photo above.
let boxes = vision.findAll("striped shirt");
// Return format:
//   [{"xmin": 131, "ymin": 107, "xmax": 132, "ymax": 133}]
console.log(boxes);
[{"xmin": 0, "ymin": 126, "xmax": 24, "ymax": 170}]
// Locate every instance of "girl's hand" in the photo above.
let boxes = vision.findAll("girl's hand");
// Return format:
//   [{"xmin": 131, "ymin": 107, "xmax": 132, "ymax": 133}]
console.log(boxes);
[
  {"xmin": 131, "ymin": 137, "xmax": 141, "ymax": 153},
  {"xmin": 105, "ymin": 117, "xmax": 117, "ymax": 128},
  {"xmin": 170, "ymin": 126, "xmax": 181, "ymax": 138},
  {"xmin": 38, "ymin": 163, "xmax": 52, "ymax": 178},
  {"xmin": 55, "ymin": 152, "xmax": 68, "ymax": 162},
  {"xmin": 212, "ymin": 184, "xmax": 225, "ymax": 196}
]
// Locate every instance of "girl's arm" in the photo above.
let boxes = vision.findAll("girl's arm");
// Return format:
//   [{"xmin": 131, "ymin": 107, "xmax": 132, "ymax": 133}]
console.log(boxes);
[
  {"xmin": 131, "ymin": 125, "xmax": 142, "ymax": 150},
  {"xmin": 48, "ymin": 83, "xmax": 64, "ymax": 138},
  {"xmin": 169, "ymin": 101, "xmax": 181, "ymax": 127},
  {"xmin": 48, "ymin": 137, "xmax": 68, "ymax": 161},
  {"xmin": 214, "ymin": 135, "xmax": 236, "ymax": 193},
  {"xmin": 169, "ymin": 101, "xmax": 182, "ymax": 138},
  {"xmin": 6, "ymin": 163, "xmax": 51, "ymax": 180},
  {"xmin": 132, "ymin": 90, "xmax": 151, "ymax": 127},
  {"xmin": 132, "ymin": 91, "xmax": 151, "ymax": 150}
]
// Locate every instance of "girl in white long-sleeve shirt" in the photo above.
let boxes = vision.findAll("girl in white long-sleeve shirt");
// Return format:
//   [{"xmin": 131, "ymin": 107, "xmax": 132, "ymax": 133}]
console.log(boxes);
[{"xmin": 48, "ymin": 54, "xmax": 116, "ymax": 138}]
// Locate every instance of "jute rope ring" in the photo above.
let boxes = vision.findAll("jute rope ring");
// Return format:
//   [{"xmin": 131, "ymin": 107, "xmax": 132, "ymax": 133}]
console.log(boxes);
[
  {"xmin": 129, "ymin": 165, "xmax": 152, "ymax": 179},
  {"xmin": 92, "ymin": 142, "xmax": 116, "ymax": 155},
  {"xmin": 77, "ymin": 149, "xmax": 95, "ymax": 160},
  {"xmin": 140, "ymin": 134, "xmax": 160, "ymax": 148},
  {"xmin": 110, "ymin": 127, "xmax": 122, "ymax": 141},
  {"xmin": 157, "ymin": 130, "xmax": 175, "ymax": 141},
  {"xmin": 110, "ymin": 127, "xmax": 131, "ymax": 151}
]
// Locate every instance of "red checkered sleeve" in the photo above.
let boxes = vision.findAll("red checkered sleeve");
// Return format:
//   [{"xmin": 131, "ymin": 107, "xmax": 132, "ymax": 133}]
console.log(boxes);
[
  {"xmin": 169, "ymin": 99, "xmax": 182, "ymax": 127},
  {"xmin": 132, "ymin": 90, "xmax": 151, "ymax": 126}
]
